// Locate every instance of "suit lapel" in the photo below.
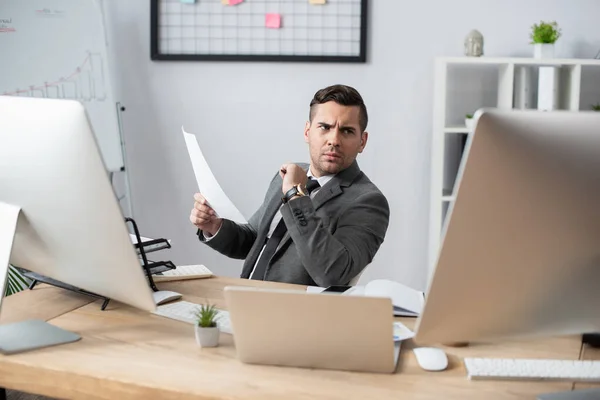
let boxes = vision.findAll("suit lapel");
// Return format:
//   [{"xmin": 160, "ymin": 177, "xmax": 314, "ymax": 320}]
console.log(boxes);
[
  {"xmin": 313, "ymin": 160, "xmax": 361, "ymax": 210},
  {"xmin": 311, "ymin": 184, "xmax": 343, "ymax": 211}
]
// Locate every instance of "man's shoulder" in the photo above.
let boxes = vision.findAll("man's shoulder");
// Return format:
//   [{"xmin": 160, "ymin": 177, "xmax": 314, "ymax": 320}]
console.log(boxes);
[{"xmin": 347, "ymin": 171, "xmax": 389, "ymax": 203}]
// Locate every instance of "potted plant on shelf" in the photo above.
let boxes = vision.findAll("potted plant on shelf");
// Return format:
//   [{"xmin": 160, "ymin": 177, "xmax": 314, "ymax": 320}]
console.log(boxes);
[
  {"xmin": 465, "ymin": 114, "xmax": 474, "ymax": 131},
  {"xmin": 194, "ymin": 302, "xmax": 220, "ymax": 347},
  {"xmin": 591, "ymin": 103, "xmax": 600, "ymax": 111},
  {"xmin": 530, "ymin": 20, "xmax": 561, "ymax": 59}
]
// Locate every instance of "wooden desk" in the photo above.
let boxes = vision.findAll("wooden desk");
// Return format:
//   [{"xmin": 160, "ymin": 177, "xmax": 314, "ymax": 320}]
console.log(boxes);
[
  {"xmin": 574, "ymin": 342, "xmax": 600, "ymax": 392},
  {"xmin": 0, "ymin": 277, "xmax": 590, "ymax": 400}
]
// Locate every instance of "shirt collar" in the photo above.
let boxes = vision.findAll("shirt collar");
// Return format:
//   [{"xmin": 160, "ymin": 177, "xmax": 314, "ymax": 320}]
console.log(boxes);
[{"xmin": 307, "ymin": 166, "xmax": 335, "ymax": 188}]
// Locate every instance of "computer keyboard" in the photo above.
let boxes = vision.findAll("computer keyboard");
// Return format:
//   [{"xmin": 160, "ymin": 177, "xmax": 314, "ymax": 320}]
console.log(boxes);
[
  {"xmin": 152, "ymin": 300, "xmax": 232, "ymax": 334},
  {"xmin": 152, "ymin": 264, "xmax": 213, "ymax": 282},
  {"xmin": 464, "ymin": 357, "xmax": 600, "ymax": 382}
]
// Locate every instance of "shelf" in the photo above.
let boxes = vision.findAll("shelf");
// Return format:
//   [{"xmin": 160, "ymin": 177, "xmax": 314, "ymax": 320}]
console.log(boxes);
[
  {"xmin": 444, "ymin": 126, "xmax": 470, "ymax": 134},
  {"xmin": 442, "ymin": 189, "xmax": 455, "ymax": 202},
  {"xmin": 439, "ymin": 56, "xmax": 600, "ymax": 67},
  {"xmin": 429, "ymin": 55, "xmax": 600, "ymax": 272}
]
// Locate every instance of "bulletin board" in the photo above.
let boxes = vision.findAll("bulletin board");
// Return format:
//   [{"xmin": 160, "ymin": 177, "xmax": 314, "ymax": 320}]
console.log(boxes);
[{"xmin": 150, "ymin": 0, "xmax": 368, "ymax": 63}]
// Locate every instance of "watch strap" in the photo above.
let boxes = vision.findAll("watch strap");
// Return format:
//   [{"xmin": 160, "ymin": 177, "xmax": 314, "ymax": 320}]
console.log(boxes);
[{"xmin": 282, "ymin": 183, "xmax": 306, "ymax": 203}]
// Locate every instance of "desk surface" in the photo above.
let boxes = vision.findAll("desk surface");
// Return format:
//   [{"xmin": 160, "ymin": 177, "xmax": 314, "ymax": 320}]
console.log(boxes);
[
  {"xmin": 0, "ymin": 276, "xmax": 596, "ymax": 400},
  {"xmin": 574, "ymin": 342, "xmax": 600, "ymax": 392}
]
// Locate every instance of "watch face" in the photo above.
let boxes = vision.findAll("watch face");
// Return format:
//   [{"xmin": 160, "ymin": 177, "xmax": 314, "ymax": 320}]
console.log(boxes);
[{"xmin": 296, "ymin": 184, "xmax": 306, "ymax": 196}]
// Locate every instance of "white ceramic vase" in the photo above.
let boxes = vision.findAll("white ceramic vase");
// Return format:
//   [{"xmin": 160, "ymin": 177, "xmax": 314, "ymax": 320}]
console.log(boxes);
[
  {"xmin": 465, "ymin": 118, "xmax": 474, "ymax": 131},
  {"xmin": 533, "ymin": 43, "xmax": 554, "ymax": 59},
  {"xmin": 195, "ymin": 325, "xmax": 220, "ymax": 347}
]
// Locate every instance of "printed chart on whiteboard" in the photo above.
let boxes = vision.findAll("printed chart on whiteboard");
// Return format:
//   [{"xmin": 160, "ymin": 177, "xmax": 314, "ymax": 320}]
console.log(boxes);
[
  {"xmin": 0, "ymin": 0, "xmax": 124, "ymax": 172},
  {"xmin": 151, "ymin": 0, "xmax": 368, "ymax": 62}
]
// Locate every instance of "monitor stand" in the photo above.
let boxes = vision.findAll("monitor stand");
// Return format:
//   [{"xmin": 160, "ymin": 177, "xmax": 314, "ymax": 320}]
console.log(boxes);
[
  {"xmin": 0, "ymin": 202, "xmax": 81, "ymax": 354},
  {"xmin": 583, "ymin": 333, "xmax": 600, "ymax": 348}
]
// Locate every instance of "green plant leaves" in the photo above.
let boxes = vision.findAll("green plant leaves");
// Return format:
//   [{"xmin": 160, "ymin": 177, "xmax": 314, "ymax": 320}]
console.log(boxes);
[
  {"xmin": 194, "ymin": 302, "xmax": 219, "ymax": 328},
  {"xmin": 530, "ymin": 21, "xmax": 561, "ymax": 44},
  {"xmin": 5, "ymin": 265, "xmax": 30, "ymax": 297}
]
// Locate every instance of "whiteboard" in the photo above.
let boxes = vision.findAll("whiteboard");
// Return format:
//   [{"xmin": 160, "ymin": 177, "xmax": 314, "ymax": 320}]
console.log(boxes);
[{"xmin": 0, "ymin": 0, "xmax": 123, "ymax": 172}]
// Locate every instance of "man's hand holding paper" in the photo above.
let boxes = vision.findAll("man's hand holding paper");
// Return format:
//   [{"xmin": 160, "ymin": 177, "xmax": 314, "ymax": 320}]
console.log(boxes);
[
  {"xmin": 190, "ymin": 193, "xmax": 222, "ymax": 237},
  {"xmin": 182, "ymin": 126, "xmax": 247, "ymax": 225}
]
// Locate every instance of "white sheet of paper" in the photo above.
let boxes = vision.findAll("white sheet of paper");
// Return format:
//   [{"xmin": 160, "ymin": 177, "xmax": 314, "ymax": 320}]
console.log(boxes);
[
  {"xmin": 364, "ymin": 279, "xmax": 424, "ymax": 315},
  {"xmin": 393, "ymin": 322, "xmax": 415, "ymax": 342},
  {"xmin": 182, "ymin": 127, "xmax": 247, "ymax": 224},
  {"xmin": 129, "ymin": 234, "xmax": 171, "ymax": 245}
]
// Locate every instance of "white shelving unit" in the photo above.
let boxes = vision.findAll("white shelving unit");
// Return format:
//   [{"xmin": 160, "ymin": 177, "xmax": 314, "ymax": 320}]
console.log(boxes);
[{"xmin": 428, "ymin": 56, "xmax": 600, "ymax": 272}]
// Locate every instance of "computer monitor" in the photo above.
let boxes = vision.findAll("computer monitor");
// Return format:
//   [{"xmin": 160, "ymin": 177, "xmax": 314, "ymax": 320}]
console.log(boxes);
[
  {"xmin": 415, "ymin": 108, "xmax": 600, "ymax": 345},
  {"xmin": 0, "ymin": 96, "xmax": 155, "ymax": 353}
]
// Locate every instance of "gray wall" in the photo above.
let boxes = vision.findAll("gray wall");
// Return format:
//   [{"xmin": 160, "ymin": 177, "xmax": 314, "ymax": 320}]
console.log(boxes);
[{"xmin": 104, "ymin": 0, "xmax": 600, "ymax": 291}]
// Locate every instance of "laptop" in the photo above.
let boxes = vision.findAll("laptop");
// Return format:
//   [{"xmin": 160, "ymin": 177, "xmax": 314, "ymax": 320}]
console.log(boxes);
[{"xmin": 223, "ymin": 286, "xmax": 400, "ymax": 373}]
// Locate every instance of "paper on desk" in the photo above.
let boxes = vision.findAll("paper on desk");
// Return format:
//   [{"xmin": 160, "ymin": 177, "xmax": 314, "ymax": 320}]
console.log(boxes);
[
  {"xmin": 182, "ymin": 127, "xmax": 247, "ymax": 224},
  {"xmin": 393, "ymin": 322, "xmax": 415, "ymax": 342},
  {"xmin": 129, "ymin": 234, "xmax": 171, "ymax": 245}
]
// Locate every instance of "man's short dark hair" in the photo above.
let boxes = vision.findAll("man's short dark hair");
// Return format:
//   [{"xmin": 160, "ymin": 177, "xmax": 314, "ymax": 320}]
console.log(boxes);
[{"xmin": 309, "ymin": 84, "xmax": 368, "ymax": 132}]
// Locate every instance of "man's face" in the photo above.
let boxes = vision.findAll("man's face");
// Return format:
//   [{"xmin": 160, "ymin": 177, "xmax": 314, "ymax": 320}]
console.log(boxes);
[{"xmin": 304, "ymin": 101, "xmax": 368, "ymax": 177}]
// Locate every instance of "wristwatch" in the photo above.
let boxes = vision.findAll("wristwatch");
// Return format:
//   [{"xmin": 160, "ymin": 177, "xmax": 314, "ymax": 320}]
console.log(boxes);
[{"xmin": 282, "ymin": 183, "xmax": 307, "ymax": 203}]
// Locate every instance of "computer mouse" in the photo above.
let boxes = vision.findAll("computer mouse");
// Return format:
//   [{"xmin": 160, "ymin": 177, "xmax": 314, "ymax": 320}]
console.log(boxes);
[
  {"xmin": 412, "ymin": 347, "xmax": 448, "ymax": 371},
  {"xmin": 152, "ymin": 290, "xmax": 182, "ymax": 305}
]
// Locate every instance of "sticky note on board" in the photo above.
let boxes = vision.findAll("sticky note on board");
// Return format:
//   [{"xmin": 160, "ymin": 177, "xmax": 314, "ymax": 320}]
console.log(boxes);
[
  {"xmin": 226, "ymin": 0, "xmax": 244, "ymax": 4},
  {"xmin": 265, "ymin": 13, "xmax": 281, "ymax": 29},
  {"xmin": 309, "ymin": 0, "xmax": 326, "ymax": 4}
]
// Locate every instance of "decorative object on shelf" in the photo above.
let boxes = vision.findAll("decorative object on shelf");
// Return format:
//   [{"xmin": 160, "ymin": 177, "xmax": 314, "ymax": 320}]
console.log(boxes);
[
  {"xmin": 530, "ymin": 20, "xmax": 561, "ymax": 59},
  {"xmin": 194, "ymin": 302, "xmax": 220, "ymax": 347},
  {"xmin": 514, "ymin": 66, "xmax": 534, "ymax": 109},
  {"xmin": 537, "ymin": 65, "xmax": 560, "ymax": 111},
  {"xmin": 530, "ymin": 21, "xmax": 562, "ymax": 111},
  {"xmin": 465, "ymin": 114, "xmax": 474, "ymax": 131},
  {"xmin": 464, "ymin": 30, "xmax": 484, "ymax": 57},
  {"xmin": 591, "ymin": 103, "xmax": 600, "ymax": 111}
]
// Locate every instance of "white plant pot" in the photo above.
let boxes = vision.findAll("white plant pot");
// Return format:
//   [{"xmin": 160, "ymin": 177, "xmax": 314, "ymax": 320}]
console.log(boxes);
[
  {"xmin": 533, "ymin": 43, "xmax": 554, "ymax": 59},
  {"xmin": 195, "ymin": 325, "xmax": 220, "ymax": 347},
  {"xmin": 465, "ymin": 118, "xmax": 474, "ymax": 131}
]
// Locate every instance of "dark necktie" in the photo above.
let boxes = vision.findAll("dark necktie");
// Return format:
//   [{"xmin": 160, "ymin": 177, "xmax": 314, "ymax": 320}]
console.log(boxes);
[{"xmin": 251, "ymin": 178, "xmax": 321, "ymax": 280}]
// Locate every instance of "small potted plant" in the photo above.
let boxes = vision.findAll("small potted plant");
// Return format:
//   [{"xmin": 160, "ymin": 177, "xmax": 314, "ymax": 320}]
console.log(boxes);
[
  {"xmin": 194, "ymin": 302, "xmax": 220, "ymax": 347},
  {"xmin": 591, "ymin": 103, "xmax": 600, "ymax": 111},
  {"xmin": 530, "ymin": 20, "xmax": 561, "ymax": 59},
  {"xmin": 465, "ymin": 114, "xmax": 474, "ymax": 131}
]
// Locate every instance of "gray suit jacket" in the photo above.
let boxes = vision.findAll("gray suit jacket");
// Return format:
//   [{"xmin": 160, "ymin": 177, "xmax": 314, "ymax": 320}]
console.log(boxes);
[{"xmin": 197, "ymin": 160, "xmax": 390, "ymax": 287}]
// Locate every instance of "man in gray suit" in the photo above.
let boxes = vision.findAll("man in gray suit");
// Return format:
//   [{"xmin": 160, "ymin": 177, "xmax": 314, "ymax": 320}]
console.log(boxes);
[{"xmin": 190, "ymin": 84, "xmax": 390, "ymax": 287}]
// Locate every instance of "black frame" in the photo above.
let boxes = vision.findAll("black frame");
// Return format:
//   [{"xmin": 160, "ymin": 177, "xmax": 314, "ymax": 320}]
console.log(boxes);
[{"xmin": 150, "ymin": 0, "xmax": 368, "ymax": 63}]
